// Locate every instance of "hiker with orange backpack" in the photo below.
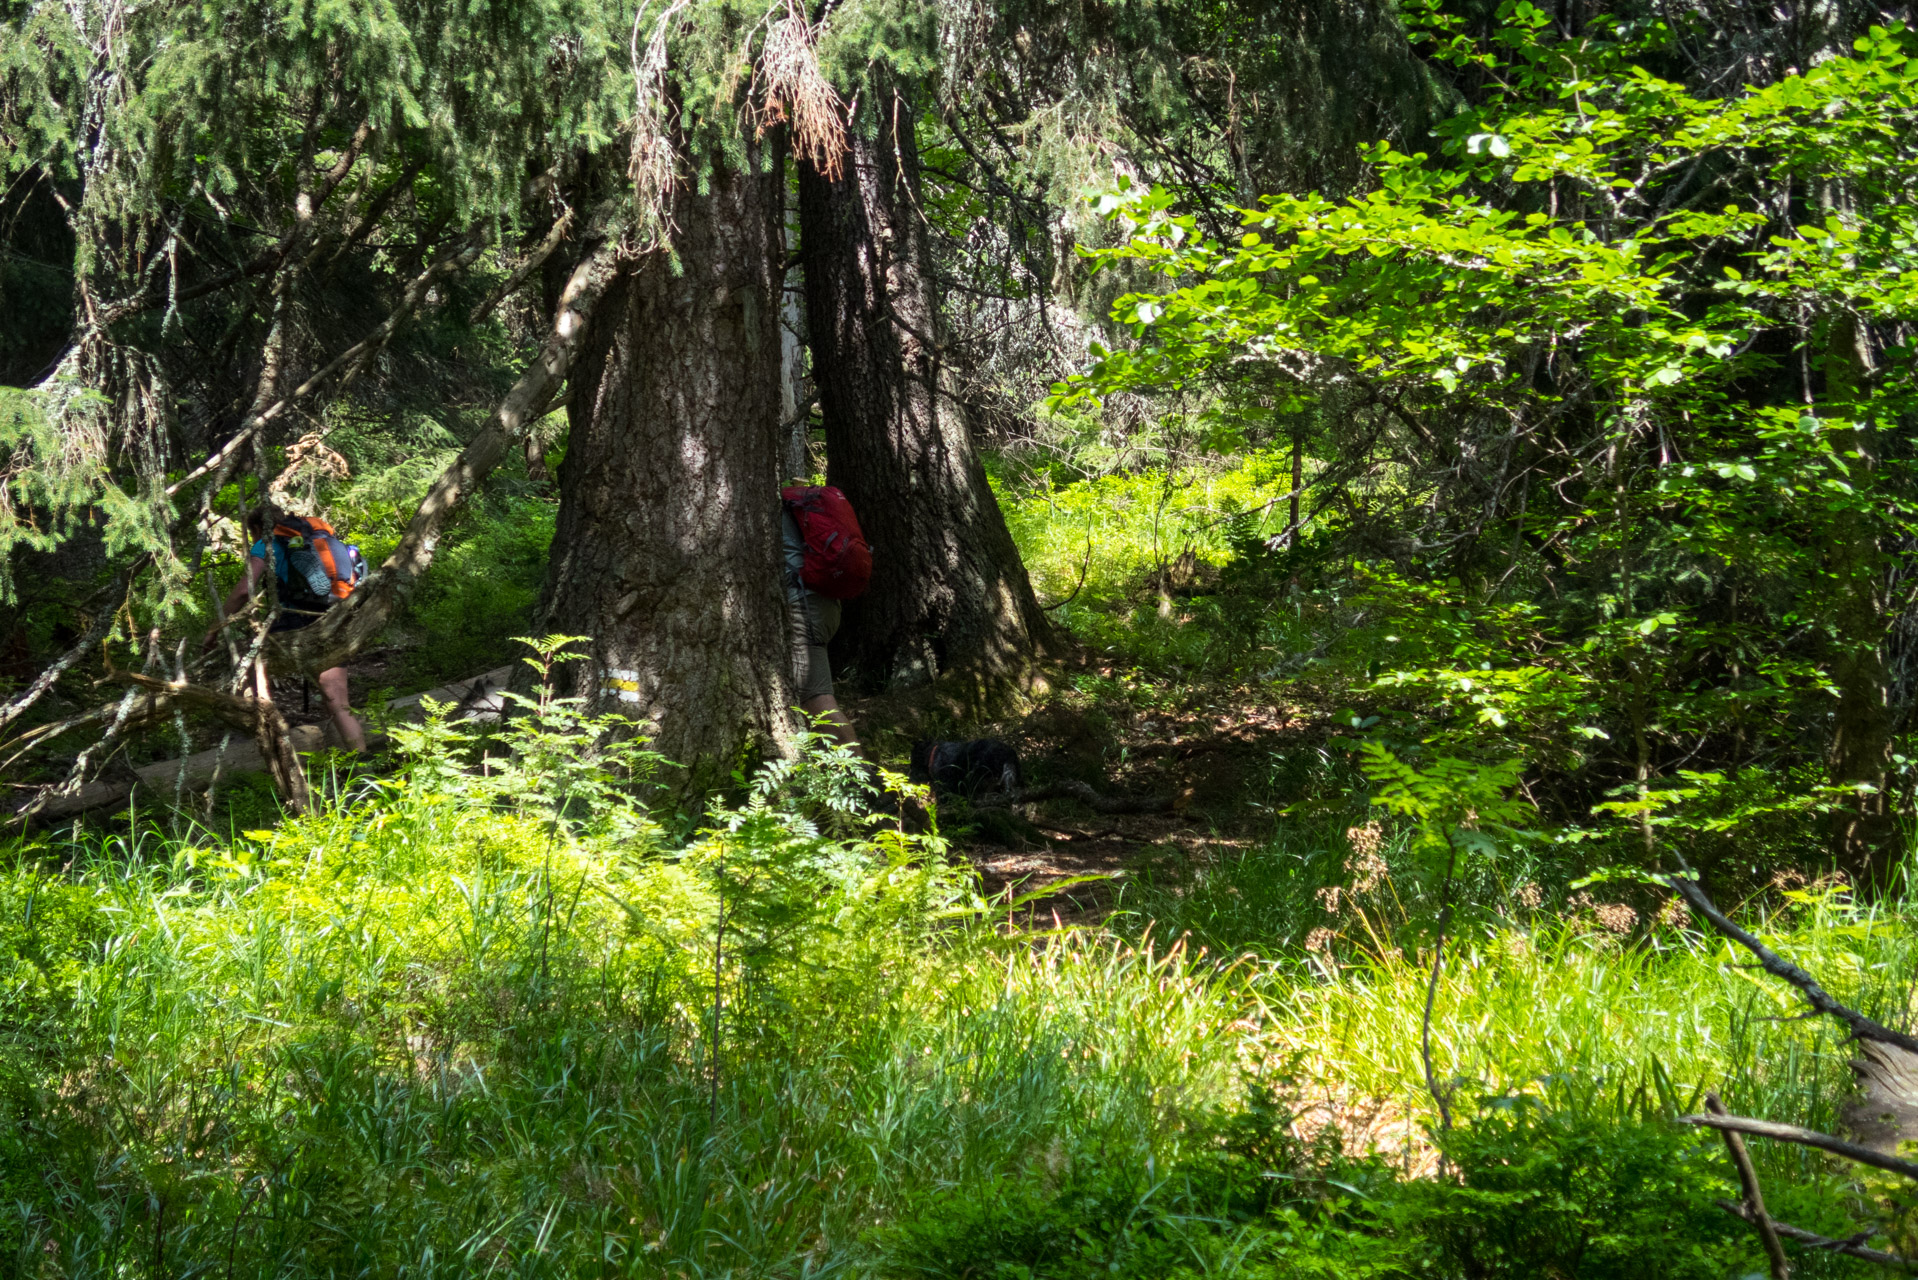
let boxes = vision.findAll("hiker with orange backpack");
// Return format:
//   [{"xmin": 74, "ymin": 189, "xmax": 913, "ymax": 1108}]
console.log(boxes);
[
  {"xmin": 201, "ymin": 504, "xmax": 369, "ymax": 752},
  {"xmin": 781, "ymin": 483, "xmax": 871, "ymax": 754}
]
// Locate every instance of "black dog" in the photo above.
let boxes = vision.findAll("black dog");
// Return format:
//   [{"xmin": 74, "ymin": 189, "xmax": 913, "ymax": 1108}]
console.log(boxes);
[{"xmin": 909, "ymin": 738, "xmax": 1023, "ymax": 799}]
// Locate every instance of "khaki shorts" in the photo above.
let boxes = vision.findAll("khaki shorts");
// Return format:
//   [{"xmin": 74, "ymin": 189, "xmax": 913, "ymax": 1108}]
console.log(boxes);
[{"xmin": 791, "ymin": 591, "xmax": 841, "ymax": 703}]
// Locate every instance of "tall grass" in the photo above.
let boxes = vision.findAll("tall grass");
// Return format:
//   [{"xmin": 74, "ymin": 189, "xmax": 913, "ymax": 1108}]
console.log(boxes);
[
  {"xmin": 1, "ymin": 765, "xmax": 1248, "ymax": 1277},
  {"xmin": 8, "ymin": 691, "xmax": 1914, "ymax": 1276},
  {"xmin": 1119, "ymin": 814, "xmax": 1918, "ymax": 1259}
]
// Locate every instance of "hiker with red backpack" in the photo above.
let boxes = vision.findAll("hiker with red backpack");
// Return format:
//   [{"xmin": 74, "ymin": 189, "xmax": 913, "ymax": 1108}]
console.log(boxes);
[
  {"xmin": 202, "ymin": 505, "xmax": 370, "ymax": 752},
  {"xmin": 781, "ymin": 483, "xmax": 871, "ymax": 754}
]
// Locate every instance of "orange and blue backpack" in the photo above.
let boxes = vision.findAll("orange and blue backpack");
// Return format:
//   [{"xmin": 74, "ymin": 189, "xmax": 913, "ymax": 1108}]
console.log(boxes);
[{"xmin": 268, "ymin": 515, "xmax": 367, "ymax": 610}]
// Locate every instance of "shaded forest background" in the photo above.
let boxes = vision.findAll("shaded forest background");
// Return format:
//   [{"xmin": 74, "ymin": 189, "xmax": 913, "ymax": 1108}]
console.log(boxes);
[{"xmin": 6, "ymin": 0, "xmax": 1918, "ymax": 1276}]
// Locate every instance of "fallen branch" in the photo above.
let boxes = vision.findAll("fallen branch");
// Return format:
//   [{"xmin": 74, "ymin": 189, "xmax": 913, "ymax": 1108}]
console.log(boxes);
[
  {"xmin": 7, "ymin": 666, "xmax": 513, "ymax": 823},
  {"xmin": 1683, "ymin": 1112, "xmax": 1918, "ymax": 1182},
  {"xmin": 1706, "ymin": 1093, "xmax": 1790, "ymax": 1280},
  {"xmin": 1665, "ymin": 871, "xmax": 1918, "ymax": 1057},
  {"xmin": 1717, "ymin": 1200, "xmax": 1918, "ymax": 1271},
  {"xmin": 102, "ymin": 670, "xmax": 311, "ymax": 813}
]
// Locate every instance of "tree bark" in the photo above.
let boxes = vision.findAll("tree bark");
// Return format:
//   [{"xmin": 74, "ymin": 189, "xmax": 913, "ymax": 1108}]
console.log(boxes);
[
  {"xmin": 798, "ymin": 79, "xmax": 1052, "ymax": 703},
  {"xmin": 534, "ymin": 150, "xmax": 792, "ymax": 780},
  {"xmin": 1823, "ymin": 311, "xmax": 1895, "ymax": 886}
]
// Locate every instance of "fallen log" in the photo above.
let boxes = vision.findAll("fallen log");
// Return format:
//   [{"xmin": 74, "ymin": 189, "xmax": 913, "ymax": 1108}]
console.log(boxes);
[{"xmin": 9, "ymin": 665, "xmax": 513, "ymax": 821}]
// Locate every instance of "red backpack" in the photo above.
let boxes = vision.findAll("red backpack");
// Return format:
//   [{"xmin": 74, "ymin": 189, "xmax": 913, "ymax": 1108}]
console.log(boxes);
[{"xmin": 781, "ymin": 485, "xmax": 872, "ymax": 600}]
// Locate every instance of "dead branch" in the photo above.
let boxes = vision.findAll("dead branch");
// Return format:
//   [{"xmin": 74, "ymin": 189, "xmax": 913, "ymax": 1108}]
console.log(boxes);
[
  {"xmin": 1683, "ymin": 1112, "xmax": 1918, "ymax": 1182},
  {"xmin": 102, "ymin": 670, "xmax": 310, "ymax": 813},
  {"xmin": 1665, "ymin": 871, "xmax": 1918, "ymax": 1057},
  {"xmin": 0, "ymin": 564, "xmax": 137, "ymax": 734},
  {"xmin": 1717, "ymin": 1201, "xmax": 1918, "ymax": 1271},
  {"xmin": 8, "ymin": 667, "xmax": 513, "ymax": 823},
  {"xmin": 98, "ymin": 120, "xmax": 376, "ymax": 328},
  {"xmin": 1706, "ymin": 1093, "xmax": 1791, "ymax": 1279},
  {"xmin": 468, "ymin": 206, "xmax": 575, "ymax": 325},
  {"xmin": 0, "ymin": 225, "xmax": 609, "ymax": 806},
  {"xmin": 166, "ymin": 228, "xmax": 492, "ymax": 499},
  {"xmin": 0, "ymin": 706, "xmax": 118, "ymax": 772}
]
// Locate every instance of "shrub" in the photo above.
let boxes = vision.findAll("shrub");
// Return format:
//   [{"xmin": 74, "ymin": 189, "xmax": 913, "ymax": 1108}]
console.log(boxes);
[{"xmin": 1394, "ymin": 1094, "xmax": 1747, "ymax": 1280}]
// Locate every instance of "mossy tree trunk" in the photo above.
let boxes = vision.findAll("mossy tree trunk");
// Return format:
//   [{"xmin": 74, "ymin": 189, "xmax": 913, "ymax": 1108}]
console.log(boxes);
[
  {"xmin": 798, "ymin": 78, "xmax": 1052, "ymax": 700},
  {"xmin": 535, "ymin": 151, "xmax": 793, "ymax": 778}
]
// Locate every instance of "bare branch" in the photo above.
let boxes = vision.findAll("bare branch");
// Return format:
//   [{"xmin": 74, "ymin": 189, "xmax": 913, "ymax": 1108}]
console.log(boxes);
[
  {"xmin": 1706, "ymin": 1093, "xmax": 1791, "ymax": 1279},
  {"xmin": 100, "ymin": 120, "xmax": 376, "ymax": 327},
  {"xmin": 1683, "ymin": 1112, "xmax": 1918, "ymax": 1182},
  {"xmin": 1665, "ymin": 871, "xmax": 1918, "ymax": 1057},
  {"xmin": 468, "ymin": 206, "xmax": 575, "ymax": 326},
  {"xmin": 166, "ymin": 228, "xmax": 491, "ymax": 499},
  {"xmin": 0, "ymin": 565, "xmax": 136, "ymax": 734},
  {"xmin": 1718, "ymin": 1201, "xmax": 1918, "ymax": 1271}
]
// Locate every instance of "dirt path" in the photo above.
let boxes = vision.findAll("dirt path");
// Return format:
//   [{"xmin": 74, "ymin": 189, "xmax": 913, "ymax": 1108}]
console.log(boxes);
[{"xmin": 848, "ymin": 673, "xmax": 1316, "ymax": 922}]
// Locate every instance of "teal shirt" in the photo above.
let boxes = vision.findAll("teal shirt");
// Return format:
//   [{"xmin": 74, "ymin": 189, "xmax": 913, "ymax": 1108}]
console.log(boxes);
[
  {"xmin": 249, "ymin": 537, "xmax": 289, "ymax": 582},
  {"xmin": 250, "ymin": 536, "xmax": 332, "ymax": 603}
]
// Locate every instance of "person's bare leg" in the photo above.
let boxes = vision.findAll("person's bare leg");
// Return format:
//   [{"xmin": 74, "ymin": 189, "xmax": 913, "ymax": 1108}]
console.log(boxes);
[
  {"xmin": 317, "ymin": 665, "xmax": 368, "ymax": 752},
  {"xmin": 799, "ymin": 693, "xmax": 860, "ymax": 755}
]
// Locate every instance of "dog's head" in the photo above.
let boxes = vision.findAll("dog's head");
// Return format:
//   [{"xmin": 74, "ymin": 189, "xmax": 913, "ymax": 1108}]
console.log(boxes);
[{"xmin": 907, "ymin": 739, "xmax": 936, "ymax": 782}]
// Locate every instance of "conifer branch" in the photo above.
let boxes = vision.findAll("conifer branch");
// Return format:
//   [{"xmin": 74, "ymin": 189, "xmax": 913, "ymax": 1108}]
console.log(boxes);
[{"xmin": 166, "ymin": 228, "xmax": 490, "ymax": 499}]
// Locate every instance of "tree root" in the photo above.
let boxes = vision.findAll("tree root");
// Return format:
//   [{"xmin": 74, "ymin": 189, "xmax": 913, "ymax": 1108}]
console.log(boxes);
[{"xmin": 975, "ymin": 778, "xmax": 1174, "ymax": 814}]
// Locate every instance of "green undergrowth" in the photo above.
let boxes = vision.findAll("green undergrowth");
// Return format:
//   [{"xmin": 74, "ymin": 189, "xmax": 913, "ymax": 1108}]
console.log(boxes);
[
  {"xmin": 999, "ymin": 449, "xmax": 1325, "ymax": 679},
  {"xmin": 2, "ymin": 669, "xmax": 1908, "ymax": 1277},
  {"xmin": 0, "ymin": 690, "xmax": 1258, "ymax": 1277},
  {"xmin": 1114, "ymin": 810, "xmax": 1918, "ymax": 1273}
]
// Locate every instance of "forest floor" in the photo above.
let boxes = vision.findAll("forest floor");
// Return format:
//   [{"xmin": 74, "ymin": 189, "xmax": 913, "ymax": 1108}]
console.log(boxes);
[{"xmin": 848, "ymin": 664, "xmax": 1322, "ymax": 923}]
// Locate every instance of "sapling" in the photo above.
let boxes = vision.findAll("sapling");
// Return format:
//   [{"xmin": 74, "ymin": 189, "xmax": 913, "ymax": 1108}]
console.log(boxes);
[{"xmin": 1359, "ymin": 741, "xmax": 1531, "ymax": 1130}]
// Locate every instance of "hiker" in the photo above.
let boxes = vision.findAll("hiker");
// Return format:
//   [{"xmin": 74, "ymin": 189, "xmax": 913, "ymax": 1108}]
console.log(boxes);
[
  {"xmin": 201, "ymin": 505, "xmax": 369, "ymax": 752},
  {"xmin": 781, "ymin": 483, "xmax": 871, "ymax": 754}
]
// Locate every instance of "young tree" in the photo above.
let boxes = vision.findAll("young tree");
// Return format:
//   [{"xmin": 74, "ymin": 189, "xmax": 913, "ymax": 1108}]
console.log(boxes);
[{"xmin": 1060, "ymin": 18, "xmax": 1918, "ymax": 883}]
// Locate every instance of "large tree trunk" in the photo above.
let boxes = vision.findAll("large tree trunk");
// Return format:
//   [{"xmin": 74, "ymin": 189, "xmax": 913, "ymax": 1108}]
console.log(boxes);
[
  {"xmin": 798, "ymin": 79, "xmax": 1052, "ymax": 702},
  {"xmin": 1823, "ymin": 311, "xmax": 1896, "ymax": 885},
  {"xmin": 534, "ymin": 152, "xmax": 792, "ymax": 779}
]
